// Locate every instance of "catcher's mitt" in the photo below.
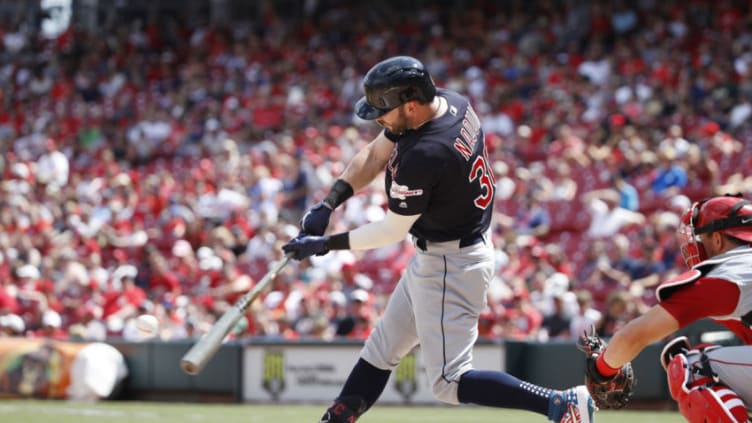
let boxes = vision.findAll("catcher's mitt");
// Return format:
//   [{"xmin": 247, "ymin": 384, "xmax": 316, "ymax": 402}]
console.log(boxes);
[{"xmin": 578, "ymin": 327, "xmax": 636, "ymax": 409}]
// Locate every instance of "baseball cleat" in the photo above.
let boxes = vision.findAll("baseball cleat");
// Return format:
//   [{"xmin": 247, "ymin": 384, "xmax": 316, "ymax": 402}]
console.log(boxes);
[{"xmin": 549, "ymin": 385, "xmax": 596, "ymax": 423}]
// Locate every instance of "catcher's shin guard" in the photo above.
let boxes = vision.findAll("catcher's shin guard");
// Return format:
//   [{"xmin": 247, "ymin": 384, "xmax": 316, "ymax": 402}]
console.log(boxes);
[
  {"xmin": 679, "ymin": 385, "xmax": 748, "ymax": 423},
  {"xmin": 666, "ymin": 354, "xmax": 748, "ymax": 423}
]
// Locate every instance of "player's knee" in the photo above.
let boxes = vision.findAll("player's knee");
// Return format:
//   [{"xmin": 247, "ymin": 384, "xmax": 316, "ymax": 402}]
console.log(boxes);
[
  {"xmin": 430, "ymin": 377, "xmax": 460, "ymax": 405},
  {"xmin": 360, "ymin": 342, "xmax": 396, "ymax": 372}
]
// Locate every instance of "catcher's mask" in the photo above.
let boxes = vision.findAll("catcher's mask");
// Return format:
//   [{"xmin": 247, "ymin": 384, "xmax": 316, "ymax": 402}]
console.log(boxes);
[{"xmin": 678, "ymin": 195, "xmax": 752, "ymax": 267}]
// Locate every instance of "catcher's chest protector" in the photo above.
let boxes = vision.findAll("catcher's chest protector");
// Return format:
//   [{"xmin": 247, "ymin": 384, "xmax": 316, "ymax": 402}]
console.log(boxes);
[{"xmin": 667, "ymin": 354, "xmax": 749, "ymax": 422}]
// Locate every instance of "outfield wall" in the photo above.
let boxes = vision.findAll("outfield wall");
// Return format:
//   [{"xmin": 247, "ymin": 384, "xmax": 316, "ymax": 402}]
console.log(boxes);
[
  {"xmin": 241, "ymin": 342, "xmax": 504, "ymax": 403},
  {"xmin": 107, "ymin": 318, "xmax": 734, "ymax": 405}
]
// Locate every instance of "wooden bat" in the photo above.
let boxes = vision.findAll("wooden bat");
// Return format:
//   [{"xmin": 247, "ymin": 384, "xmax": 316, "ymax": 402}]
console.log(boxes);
[{"xmin": 180, "ymin": 253, "xmax": 293, "ymax": 375}]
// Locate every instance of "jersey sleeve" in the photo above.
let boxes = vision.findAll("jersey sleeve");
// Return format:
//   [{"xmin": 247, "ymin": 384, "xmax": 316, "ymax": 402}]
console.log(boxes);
[
  {"xmin": 388, "ymin": 144, "xmax": 447, "ymax": 216},
  {"xmin": 659, "ymin": 276, "xmax": 741, "ymax": 327}
]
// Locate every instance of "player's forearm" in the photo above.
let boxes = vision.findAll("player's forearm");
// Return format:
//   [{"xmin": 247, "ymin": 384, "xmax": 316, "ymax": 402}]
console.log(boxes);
[
  {"xmin": 600, "ymin": 327, "xmax": 646, "ymax": 369},
  {"xmin": 602, "ymin": 306, "xmax": 680, "ymax": 368},
  {"xmin": 340, "ymin": 147, "xmax": 387, "ymax": 192},
  {"xmin": 349, "ymin": 211, "xmax": 419, "ymax": 250},
  {"xmin": 326, "ymin": 211, "xmax": 419, "ymax": 251},
  {"xmin": 338, "ymin": 132, "xmax": 393, "ymax": 193},
  {"xmin": 319, "ymin": 145, "xmax": 383, "ymax": 211}
]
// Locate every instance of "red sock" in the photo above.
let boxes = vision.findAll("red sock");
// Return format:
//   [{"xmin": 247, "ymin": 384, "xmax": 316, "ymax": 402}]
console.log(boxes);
[{"xmin": 596, "ymin": 352, "xmax": 620, "ymax": 377}]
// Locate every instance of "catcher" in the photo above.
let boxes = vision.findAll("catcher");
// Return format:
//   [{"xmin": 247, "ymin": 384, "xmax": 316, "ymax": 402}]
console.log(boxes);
[{"xmin": 580, "ymin": 195, "xmax": 752, "ymax": 422}]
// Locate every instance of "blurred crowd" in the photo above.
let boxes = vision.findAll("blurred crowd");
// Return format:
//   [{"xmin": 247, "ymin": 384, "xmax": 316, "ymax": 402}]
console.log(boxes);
[{"xmin": 1, "ymin": 0, "xmax": 752, "ymax": 343}]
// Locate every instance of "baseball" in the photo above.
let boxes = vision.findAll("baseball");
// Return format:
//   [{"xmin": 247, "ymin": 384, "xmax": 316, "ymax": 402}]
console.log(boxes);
[{"xmin": 135, "ymin": 314, "xmax": 159, "ymax": 338}]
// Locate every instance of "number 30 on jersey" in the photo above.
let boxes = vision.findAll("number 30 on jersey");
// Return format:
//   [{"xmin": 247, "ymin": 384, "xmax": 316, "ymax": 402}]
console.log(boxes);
[{"xmin": 470, "ymin": 155, "xmax": 494, "ymax": 210}]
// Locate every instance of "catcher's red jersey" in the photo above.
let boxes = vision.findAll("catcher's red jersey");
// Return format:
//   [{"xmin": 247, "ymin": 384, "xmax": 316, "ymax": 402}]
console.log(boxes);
[{"xmin": 656, "ymin": 247, "xmax": 752, "ymax": 344}]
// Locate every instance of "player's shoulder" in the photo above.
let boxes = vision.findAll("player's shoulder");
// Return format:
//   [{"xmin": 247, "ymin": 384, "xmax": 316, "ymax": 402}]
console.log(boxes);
[
  {"xmin": 438, "ymin": 89, "xmax": 470, "ymax": 115},
  {"xmin": 402, "ymin": 134, "xmax": 455, "ymax": 165},
  {"xmin": 393, "ymin": 135, "xmax": 457, "ymax": 184},
  {"xmin": 656, "ymin": 264, "xmax": 741, "ymax": 303},
  {"xmin": 657, "ymin": 269, "xmax": 703, "ymax": 300},
  {"xmin": 438, "ymin": 88, "xmax": 469, "ymax": 104}
]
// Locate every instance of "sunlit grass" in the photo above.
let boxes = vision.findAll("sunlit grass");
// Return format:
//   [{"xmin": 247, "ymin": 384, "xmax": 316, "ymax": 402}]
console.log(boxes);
[{"xmin": 0, "ymin": 399, "xmax": 685, "ymax": 423}]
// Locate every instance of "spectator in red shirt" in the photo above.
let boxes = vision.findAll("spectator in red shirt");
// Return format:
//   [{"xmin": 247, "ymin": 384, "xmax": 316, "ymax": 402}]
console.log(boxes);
[
  {"xmin": 500, "ymin": 289, "xmax": 543, "ymax": 341},
  {"xmin": 143, "ymin": 246, "xmax": 181, "ymax": 297},
  {"xmin": 102, "ymin": 265, "xmax": 146, "ymax": 318},
  {"xmin": 0, "ymin": 270, "xmax": 19, "ymax": 315}
]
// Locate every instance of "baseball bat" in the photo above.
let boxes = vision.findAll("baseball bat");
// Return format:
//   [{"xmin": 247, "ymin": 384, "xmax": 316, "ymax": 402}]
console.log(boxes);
[{"xmin": 180, "ymin": 253, "xmax": 293, "ymax": 375}]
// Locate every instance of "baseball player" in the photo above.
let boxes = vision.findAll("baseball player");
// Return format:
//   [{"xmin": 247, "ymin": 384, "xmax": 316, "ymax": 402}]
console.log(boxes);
[
  {"xmin": 282, "ymin": 56, "xmax": 594, "ymax": 423},
  {"xmin": 581, "ymin": 195, "xmax": 752, "ymax": 422}
]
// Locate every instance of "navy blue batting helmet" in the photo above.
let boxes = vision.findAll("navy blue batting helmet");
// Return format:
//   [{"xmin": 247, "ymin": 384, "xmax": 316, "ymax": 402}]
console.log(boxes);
[{"xmin": 355, "ymin": 56, "xmax": 436, "ymax": 120}]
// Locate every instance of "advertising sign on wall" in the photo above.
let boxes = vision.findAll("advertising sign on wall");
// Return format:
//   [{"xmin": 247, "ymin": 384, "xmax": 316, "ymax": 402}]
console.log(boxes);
[{"xmin": 242, "ymin": 343, "xmax": 504, "ymax": 404}]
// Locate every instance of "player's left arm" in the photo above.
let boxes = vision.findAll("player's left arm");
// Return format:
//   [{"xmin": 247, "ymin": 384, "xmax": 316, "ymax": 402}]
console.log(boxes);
[
  {"xmin": 341, "ymin": 140, "xmax": 446, "ymax": 250},
  {"xmin": 339, "ymin": 131, "xmax": 395, "ymax": 192},
  {"xmin": 284, "ymin": 209, "xmax": 420, "ymax": 258},
  {"xmin": 285, "ymin": 137, "xmax": 433, "ymax": 257},
  {"xmin": 348, "ymin": 210, "xmax": 420, "ymax": 250},
  {"xmin": 601, "ymin": 305, "xmax": 679, "ymax": 368},
  {"xmin": 602, "ymin": 277, "xmax": 740, "ymax": 369}
]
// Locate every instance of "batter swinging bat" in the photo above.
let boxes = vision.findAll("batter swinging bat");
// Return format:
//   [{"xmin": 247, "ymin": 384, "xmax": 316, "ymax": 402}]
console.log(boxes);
[{"xmin": 180, "ymin": 253, "xmax": 293, "ymax": 375}]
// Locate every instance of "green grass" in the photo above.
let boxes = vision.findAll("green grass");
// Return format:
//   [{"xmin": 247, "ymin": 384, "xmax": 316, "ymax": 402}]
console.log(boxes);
[{"xmin": 0, "ymin": 400, "xmax": 685, "ymax": 423}]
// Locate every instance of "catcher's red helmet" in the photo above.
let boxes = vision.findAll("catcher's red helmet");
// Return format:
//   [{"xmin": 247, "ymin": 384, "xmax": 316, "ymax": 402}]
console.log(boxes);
[{"xmin": 678, "ymin": 195, "xmax": 752, "ymax": 267}]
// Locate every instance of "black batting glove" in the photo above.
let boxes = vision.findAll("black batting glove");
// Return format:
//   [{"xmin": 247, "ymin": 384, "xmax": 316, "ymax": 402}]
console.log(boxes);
[
  {"xmin": 300, "ymin": 202, "xmax": 333, "ymax": 236},
  {"xmin": 282, "ymin": 235, "xmax": 330, "ymax": 260}
]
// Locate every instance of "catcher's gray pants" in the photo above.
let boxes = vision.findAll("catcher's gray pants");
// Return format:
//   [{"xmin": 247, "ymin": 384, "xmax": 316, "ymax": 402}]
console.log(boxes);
[
  {"xmin": 361, "ymin": 235, "xmax": 494, "ymax": 405},
  {"xmin": 705, "ymin": 346, "xmax": 752, "ymax": 409}
]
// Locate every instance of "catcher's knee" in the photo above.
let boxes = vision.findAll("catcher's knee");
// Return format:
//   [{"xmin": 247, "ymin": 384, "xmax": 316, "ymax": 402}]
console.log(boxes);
[
  {"xmin": 663, "ymin": 343, "xmax": 748, "ymax": 423},
  {"xmin": 662, "ymin": 336, "xmax": 720, "ymax": 401},
  {"xmin": 666, "ymin": 353, "xmax": 692, "ymax": 402}
]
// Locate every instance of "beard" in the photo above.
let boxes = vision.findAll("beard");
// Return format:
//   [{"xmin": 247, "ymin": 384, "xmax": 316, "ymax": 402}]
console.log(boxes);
[{"xmin": 377, "ymin": 106, "xmax": 411, "ymax": 134}]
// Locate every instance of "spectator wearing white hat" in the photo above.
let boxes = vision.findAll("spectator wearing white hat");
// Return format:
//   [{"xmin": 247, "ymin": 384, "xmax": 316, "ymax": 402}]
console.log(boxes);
[
  {"xmin": 335, "ymin": 288, "xmax": 373, "ymax": 338},
  {"xmin": 101, "ymin": 265, "xmax": 145, "ymax": 321},
  {"xmin": 29, "ymin": 310, "xmax": 67, "ymax": 340},
  {"xmin": 14, "ymin": 265, "xmax": 49, "ymax": 318},
  {"xmin": 0, "ymin": 313, "xmax": 26, "ymax": 337}
]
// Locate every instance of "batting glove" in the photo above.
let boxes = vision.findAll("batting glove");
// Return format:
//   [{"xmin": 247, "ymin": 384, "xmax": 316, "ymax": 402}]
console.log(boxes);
[
  {"xmin": 300, "ymin": 202, "xmax": 333, "ymax": 236},
  {"xmin": 282, "ymin": 235, "xmax": 330, "ymax": 260}
]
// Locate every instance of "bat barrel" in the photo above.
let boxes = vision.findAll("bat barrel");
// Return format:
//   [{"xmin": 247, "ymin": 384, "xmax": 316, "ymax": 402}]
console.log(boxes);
[
  {"xmin": 180, "ymin": 254, "xmax": 292, "ymax": 375},
  {"xmin": 180, "ymin": 307, "xmax": 242, "ymax": 374}
]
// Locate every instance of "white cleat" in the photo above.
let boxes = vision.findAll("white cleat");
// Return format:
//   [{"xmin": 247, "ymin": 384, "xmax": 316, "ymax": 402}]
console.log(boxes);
[{"xmin": 551, "ymin": 385, "xmax": 596, "ymax": 423}]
